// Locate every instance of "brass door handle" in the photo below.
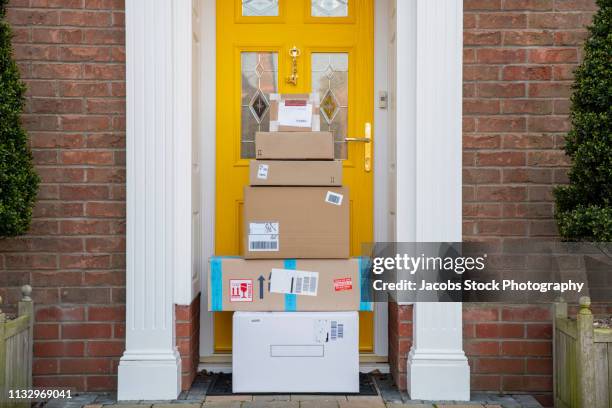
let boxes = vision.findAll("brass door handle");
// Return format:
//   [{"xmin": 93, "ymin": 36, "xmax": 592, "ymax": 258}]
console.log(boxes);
[{"xmin": 345, "ymin": 123, "xmax": 372, "ymax": 172}]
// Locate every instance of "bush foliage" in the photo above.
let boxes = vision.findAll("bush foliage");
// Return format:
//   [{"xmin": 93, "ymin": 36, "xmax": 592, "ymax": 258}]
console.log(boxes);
[
  {"xmin": 554, "ymin": 0, "xmax": 612, "ymax": 241},
  {"xmin": 0, "ymin": 0, "xmax": 40, "ymax": 237}
]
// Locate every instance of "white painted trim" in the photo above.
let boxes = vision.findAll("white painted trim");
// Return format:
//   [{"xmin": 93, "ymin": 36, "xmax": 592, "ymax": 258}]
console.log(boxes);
[
  {"xmin": 373, "ymin": 0, "xmax": 390, "ymax": 357},
  {"xmin": 173, "ymin": 0, "xmax": 195, "ymax": 307},
  {"xmin": 198, "ymin": 0, "xmax": 390, "ymax": 359},
  {"xmin": 392, "ymin": 0, "xmax": 468, "ymax": 400},
  {"xmin": 119, "ymin": 0, "xmax": 182, "ymax": 399},
  {"xmin": 198, "ymin": 0, "xmax": 216, "ymax": 357}
]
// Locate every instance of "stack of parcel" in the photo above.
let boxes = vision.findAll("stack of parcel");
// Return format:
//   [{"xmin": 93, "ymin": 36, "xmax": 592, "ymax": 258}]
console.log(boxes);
[{"xmin": 209, "ymin": 93, "xmax": 371, "ymax": 393}]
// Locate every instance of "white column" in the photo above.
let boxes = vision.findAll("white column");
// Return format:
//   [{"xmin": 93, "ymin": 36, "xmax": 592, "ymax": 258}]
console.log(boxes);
[
  {"xmin": 395, "ymin": 0, "xmax": 470, "ymax": 401},
  {"xmin": 118, "ymin": 0, "xmax": 182, "ymax": 400}
]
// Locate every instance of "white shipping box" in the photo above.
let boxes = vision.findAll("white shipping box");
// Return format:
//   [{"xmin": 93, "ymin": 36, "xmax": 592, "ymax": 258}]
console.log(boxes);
[{"xmin": 232, "ymin": 312, "xmax": 359, "ymax": 393}]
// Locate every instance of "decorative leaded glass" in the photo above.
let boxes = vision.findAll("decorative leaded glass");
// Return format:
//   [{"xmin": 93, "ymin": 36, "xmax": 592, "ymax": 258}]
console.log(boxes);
[
  {"xmin": 241, "ymin": 52, "xmax": 278, "ymax": 158},
  {"xmin": 242, "ymin": 0, "xmax": 279, "ymax": 17},
  {"xmin": 312, "ymin": 0, "xmax": 348, "ymax": 17},
  {"xmin": 312, "ymin": 53, "xmax": 348, "ymax": 159}
]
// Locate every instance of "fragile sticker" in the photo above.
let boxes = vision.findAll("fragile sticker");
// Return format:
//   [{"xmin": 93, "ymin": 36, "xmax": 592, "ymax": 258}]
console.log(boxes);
[
  {"xmin": 325, "ymin": 191, "xmax": 343, "ymax": 206},
  {"xmin": 229, "ymin": 279, "xmax": 253, "ymax": 302},
  {"xmin": 270, "ymin": 268, "xmax": 318, "ymax": 296},
  {"xmin": 248, "ymin": 222, "xmax": 279, "ymax": 252},
  {"xmin": 334, "ymin": 277, "xmax": 353, "ymax": 292},
  {"xmin": 257, "ymin": 164, "xmax": 269, "ymax": 180}
]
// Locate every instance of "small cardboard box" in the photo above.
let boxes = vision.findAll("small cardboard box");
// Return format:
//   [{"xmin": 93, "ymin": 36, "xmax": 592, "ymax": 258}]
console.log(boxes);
[
  {"xmin": 249, "ymin": 160, "xmax": 342, "ymax": 186},
  {"xmin": 255, "ymin": 131, "xmax": 334, "ymax": 160},
  {"xmin": 208, "ymin": 257, "xmax": 372, "ymax": 312},
  {"xmin": 269, "ymin": 93, "xmax": 320, "ymax": 132},
  {"xmin": 243, "ymin": 186, "xmax": 349, "ymax": 259}
]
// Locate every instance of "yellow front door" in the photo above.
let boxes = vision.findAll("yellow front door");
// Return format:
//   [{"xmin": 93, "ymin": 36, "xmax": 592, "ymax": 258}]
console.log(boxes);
[{"xmin": 214, "ymin": 0, "xmax": 374, "ymax": 353}]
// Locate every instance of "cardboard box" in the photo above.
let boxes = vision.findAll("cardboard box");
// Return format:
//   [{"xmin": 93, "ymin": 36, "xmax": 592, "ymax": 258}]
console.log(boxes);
[
  {"xmin": 269, "ymin": 93, "xmax": 320, "ymax": 132},
  {"xmin": 255, "ymin": 131, "xmax": 334, "ymax": 160},
  {"xmin": 243, "ymin": 186, "xmax": 348, "ymax": 259},
  {"xmin": 208, "ymin": 257, "xmax": 372, "ymax": 312},
  {"xmin": 249, "ymin": 160, "xmax": 342, "ymax": 186},
  {"xmin": 233, "ymin": 311, "xmax": 359, "ymax": 393}
]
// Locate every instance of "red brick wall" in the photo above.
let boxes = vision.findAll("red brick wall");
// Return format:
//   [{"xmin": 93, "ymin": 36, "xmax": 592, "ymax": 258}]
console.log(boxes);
[
  {"xmin": 1, "ymin": 0, "xmax": 126, "ymax": 391},
  {"xmin": 389, "ymin": 303, "xmax": 553, "ymax": 406},
  {"xmin": 176, "ymin": 295, "xmax": 201, "ymax": 391},
  {"xmin": 463, "ymin": 0, "xmax": 596, "ymax": 237}
]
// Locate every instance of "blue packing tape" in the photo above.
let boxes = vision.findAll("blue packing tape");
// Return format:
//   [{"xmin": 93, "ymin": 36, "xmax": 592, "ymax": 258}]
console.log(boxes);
[
  {"xmin": 210, "ymin": 257, "xmax": 223, "ymax": 311},
  {"xmin": 359, "ymin": 256, "xmax": 373, "ymax": 312},
  {"xmin": 283, "ymin": 259, "xmax": 297, "ymax": 311}
]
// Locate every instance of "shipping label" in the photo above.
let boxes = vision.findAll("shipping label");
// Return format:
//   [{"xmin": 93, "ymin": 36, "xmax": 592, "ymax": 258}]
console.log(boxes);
[
  {"xmin": 278, "ymin": 100, "xmax": 313, "ymax": 128},
  {"xmin": 257, "ymin": 164, "xmax": 269, "ymax": 179},
  {"xmin": 248, "ymin": 222, "xmax": 279, "ymax": 252},
  {"xmin": 270, "ymin": 268, "xmax": 318, "ymax": 296}
]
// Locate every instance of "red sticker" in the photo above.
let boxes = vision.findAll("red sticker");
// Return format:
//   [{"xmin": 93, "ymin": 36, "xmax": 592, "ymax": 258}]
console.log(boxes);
[
  {"xmin": 285, "ymin": 99, "xmax": 307, "ymax": 107},
  {"xmin": 230, "ymin": 279, "xmax": 253, "ymax": 302},
  {"xmin": 334, "ymin": 278, "xmax": 353, "ymax": 292}
]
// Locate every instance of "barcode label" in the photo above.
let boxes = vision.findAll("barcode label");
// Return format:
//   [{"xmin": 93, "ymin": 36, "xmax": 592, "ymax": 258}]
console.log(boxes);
[
  {"xmin": 294, "ymin": 275, "xmax": 318, "ymax": 295},
  {"xmin": 248, "ymin": 223, "xmax": 279, "ymax": 252},
  {"xmin": 270, "ymin": 268, "xmax": 319, "ymax": 296},
  {"xmin": 249, "ymin": 239, "xmax": 278, "ymax": 251},
  {"xmin": 325, "ymin": 191, "xmax": 343, "ymax": 206},
  {"xmin": 330, "ymin": 321, "xmax": 344, "ymax": 341}
]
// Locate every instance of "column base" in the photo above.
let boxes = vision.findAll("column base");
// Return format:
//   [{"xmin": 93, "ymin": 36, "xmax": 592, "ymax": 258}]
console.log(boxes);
[
  {"xmin": 118, "ymin": 349, "xmax": 182, "ymax": 401},
  {"xmin": 406, "ymin": 348, "xmax": 470, "ymax": 401}
]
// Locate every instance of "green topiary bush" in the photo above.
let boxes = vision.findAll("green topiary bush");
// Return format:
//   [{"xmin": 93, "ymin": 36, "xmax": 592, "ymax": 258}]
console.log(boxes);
[
  {"xmin": 0, "ymin": 0, "xmax": 39, "ymax": 237},
  {"xmin": 554, "ymin": 0, "xmax": 612, "ymax": 242}
]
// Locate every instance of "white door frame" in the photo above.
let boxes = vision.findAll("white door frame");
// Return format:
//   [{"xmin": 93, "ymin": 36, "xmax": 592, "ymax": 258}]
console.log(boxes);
[
  {"xmin": 119, "ymin": 0, "xmax": 466, "ymax": 400},
  {"xmin": 198, "ymin": 0, "xmax": 390, "ymax": 360}
]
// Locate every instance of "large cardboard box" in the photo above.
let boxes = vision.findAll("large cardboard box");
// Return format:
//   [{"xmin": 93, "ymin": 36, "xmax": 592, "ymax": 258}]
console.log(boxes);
[
  {"xmin": 269, "ymin": 93, "xmax": 320, "ymax": 132},
  {"xmin": 208, "ymin": 257, "xmax": 372, "ymax": 312},
  {"xmin": 243, "ymin": 186, "xmax": 348, "ymax": 259},
  {"xmin": 255, "ymin": 131, "xmax": 334, "ymax": 160},
  {"xmin": 233, "ymin": 311, "xmax": 359, "ymax": 393},
  {"xmin": 249, "ymin": 160, "xmax": 342, "ymax": 186}
]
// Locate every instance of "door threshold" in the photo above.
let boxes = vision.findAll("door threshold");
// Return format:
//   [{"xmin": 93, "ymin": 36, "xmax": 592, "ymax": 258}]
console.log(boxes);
[{"xmin": 199, "ymin": 354, "xmax": 389, "ymax": 374}]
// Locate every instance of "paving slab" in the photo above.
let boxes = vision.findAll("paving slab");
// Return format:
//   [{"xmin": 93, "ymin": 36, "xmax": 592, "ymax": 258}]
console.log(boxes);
[
  {"xmin": 242, "ymin": 401, "xmax": 298, "ymax": 408},
  {"xmin": 300, "ymin": 400, "xmax": 340, "ymax": 408},
  {"xmin": 339, "ymin": 398, "xmax": 385, "ymax": 408},
  {"xmin": 385, "ymin": 404, "xmax": 434, "ymax": 408},
  {"xmin": 201, "ymin": 401, "xmax": 242, "ymax": 408},
  {"xmin": 434, "ymin": 405, "xmax": 484, "ymax": 408},
  {"xmin": 291, "ymin": 395, "xmax": 348, "ymax": 401},
  {"xmin": 252, "ymin": 394, "xmax": 291, "ymax": 401},
  {"xmin": 152, "ymin": 404, "xmax": 202, "ymax": 408},
  {"xmin": 205, "ymin": 395, "xmax": 252, "ymax": 402}
]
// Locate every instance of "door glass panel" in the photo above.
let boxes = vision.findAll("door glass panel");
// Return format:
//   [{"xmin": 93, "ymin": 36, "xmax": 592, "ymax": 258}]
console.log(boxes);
[
  {"xmin": 311, "ymin": 0, "xmax": 348, "ymax": 17},
  {"xmin": 241, "ymin": 52, "xmax": 278, "ymax": 158},
  {"xmin": 311, "ymin": 52, "xmax": 348, "ymax": 159},
  {"xmin": 242, "ymin": 0, "xmax": 279, "ymax": 17}
]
